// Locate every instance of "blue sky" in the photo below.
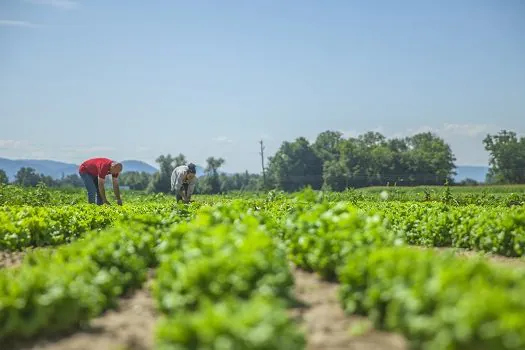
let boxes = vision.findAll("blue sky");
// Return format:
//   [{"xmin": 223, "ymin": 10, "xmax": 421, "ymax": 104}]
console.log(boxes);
[{"xmin": 1, "ymin": 0, "xmax": 524, "ymax": 173}]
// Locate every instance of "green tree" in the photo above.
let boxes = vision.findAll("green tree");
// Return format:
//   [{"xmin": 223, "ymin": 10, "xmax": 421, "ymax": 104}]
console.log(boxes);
[
  {"xmin": 400, "ymin": 132, "xmax": 456, "ymax": 185},
  {"xmin": 483, "ymin": 130, "xmax": 525, "ymax": 184},
  {"xmin": 204, "ymin": 157, "xmax": 225, "ymax": 194},
  {"xmin": 384, "ymin": 138, "xmax": 411, "ymax": 184},
  {"xmin": 0, "ymin": 169, "xmax": 8, "ymax": 185},
  {"xmin": 268, "ymin": 130, "xmax": 456, "ymax": 190},
  {"xmin": 322, "ymin": 159, "xmax": 348, "ymax": 191},
  {"xmin": 312, "ymin": 130, "xmax": 344, "ymax": 163},
  {"xmin": 120, "ymin": 171, "xmax": 152, "ymax": 190},
  {"xmin": 267, "ymin": 137, "xmax": 323, "ymax": 192},
  {"xmin": 14, "ymin": 167, "xmax": 41, "ymax": 187},
  {"xmin": 39, "ymin": 175, "xmax": 57, "ymax": 187},
  {"xmin": 148, "ymin": 154, "xmax": 176, "ymax": 193},
  {"xmin": 338, "ymin": 137, "xmax": 369, "ymax": 188},
  {"xmin": 218, "ymin": 171, "xmax": 262, "ymax": 193},
  {"xmin": 57, "ymin": 174, "xmax": 83, "ymax": 187}
]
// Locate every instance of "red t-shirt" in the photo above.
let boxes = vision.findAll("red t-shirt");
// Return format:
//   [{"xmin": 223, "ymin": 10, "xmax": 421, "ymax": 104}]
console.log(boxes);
[{"xmin": 79, "ymin": 158, "xmax": 119, "ymax": 179}]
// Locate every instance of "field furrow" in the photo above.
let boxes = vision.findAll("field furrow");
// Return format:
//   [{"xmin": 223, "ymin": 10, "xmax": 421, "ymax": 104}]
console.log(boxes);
[
  {"xmin": 11, "ymin": 276, "xmax": 157, "ymax": 350},
  {"xmin": 290, "ymin": 266, "xmax": 407, "ymax": 350}
]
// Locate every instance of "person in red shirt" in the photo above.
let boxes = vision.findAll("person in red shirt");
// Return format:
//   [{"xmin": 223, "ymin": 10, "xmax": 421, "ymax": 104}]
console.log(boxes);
[{"xmin": 78, "ymin": 157, "xmax": 123, "ymax": 205}]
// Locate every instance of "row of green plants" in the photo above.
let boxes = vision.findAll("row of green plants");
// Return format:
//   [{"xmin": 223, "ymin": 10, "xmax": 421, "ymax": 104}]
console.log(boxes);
[
  {"xmin": 376, "ymin": 202, "xmax": 525, "ymax": 257},
  {"xmin": 0, "ymin": 202, "xmax": 199, "ymax": 250},
  {"xmin": 326, "ymin": 186, "xmax": 525, "ymax": 207},
  {"xmin": 0, "ymin": 183, "xmax": 175, "ymax": 207},
  {"xmin": 2, "ymin": 193, "xmax": 524, "ymax": 258},
  {"xmin": 281, "ymin": 198, "xmax": 525, "ymax": 350},
  {"xmin": 3, "ymin": 182, "xmax": 524, "ymax": 207},
  {"xmin": 152, "ymin": 203, "xmax": 305, "ymax": 349},
  {"xmin": 339, "ymin": 247, "xmax": 525, "ymax": 350},
  {"xmin": 0, "ymin": 213, "xmax": 178, "ymax": 343}
]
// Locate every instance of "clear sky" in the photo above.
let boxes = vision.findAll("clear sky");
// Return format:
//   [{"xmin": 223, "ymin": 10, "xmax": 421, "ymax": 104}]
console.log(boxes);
[{"xmin": 1, "ymin": 0, "xmax": 524, "ymax": 172}]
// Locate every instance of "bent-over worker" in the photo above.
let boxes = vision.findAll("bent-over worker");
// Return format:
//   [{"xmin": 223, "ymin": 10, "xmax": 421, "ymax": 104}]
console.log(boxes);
[
  {"xmin": 171, "ymin": 163, "xmax": 197, "ymax": 203},
  {"xmin": 78, "ymin": 157, "xmax": 123, "ymax": 205}
]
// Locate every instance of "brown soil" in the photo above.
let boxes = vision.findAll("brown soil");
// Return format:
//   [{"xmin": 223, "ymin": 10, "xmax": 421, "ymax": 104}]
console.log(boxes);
[
  {"xmin": 289, "ymin": 266, "xmax": 407, "ymax": 350},
  {"xmin": 10, "ymin": 276, "xmax": 157, "ymax": 350},
  {"xmin": 0, "ymin": 247, "xmax": 57, "ymax": 269},
  {"xmin": 0, "ymin": 250, "xmax": 26, "ymax": 268}
]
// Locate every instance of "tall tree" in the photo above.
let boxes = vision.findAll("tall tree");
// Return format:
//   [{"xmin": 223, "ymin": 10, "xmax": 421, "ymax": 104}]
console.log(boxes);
[
  {"xmin": 312, "ymin": 130, "xmax": 344, "ymax": 164},
  {"xmin": 267, "ymin": 137, "xmax": 323, "ymax": 192},
  {"xmin": 405, "ymin": 132, "xmax": 456, "ymax": 185},
  {"xmin": 148, "ymin": 154, "xmax": 176, "ymax": 193},
  {"xmin": 173, "ymin": 153, "xmax": 187, "ymax": 167},
  {"xmin": 338, "ymin": 137, "xmax": 369, "ymax": 188},
  {"xmin": 14, "ymin": 167, "xmax": 41, "ymax": 187},
  {"xmin": 57, "ymin": 174, "xmax": 83, "ymax": 187},
  {"xmin": 322, "ymin": 159, "xmax": 348, "ymax": 191},
  {"xmin": 120, "ymin": 171, "xmax": 152, "ymax": 190},
  {"xmin": 0, "ymin": 169, "xmax": 8, "ymax": 185},
  {"xmin": 483, "ymin": 130, "xmax": 525, "ymax": 184},
  {"xmin": 204, "ymin": 157, "xmax": 225, "ymax": 194}
]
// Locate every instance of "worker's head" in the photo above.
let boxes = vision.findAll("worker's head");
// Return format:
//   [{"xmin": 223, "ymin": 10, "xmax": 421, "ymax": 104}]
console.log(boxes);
[
  {"xmin": 186, "ymin": 163, "xmax": 197, "ymax": 180},
  {"xmin": 110, "ymin": 162, "xmax": 123, "ymax": 176}
]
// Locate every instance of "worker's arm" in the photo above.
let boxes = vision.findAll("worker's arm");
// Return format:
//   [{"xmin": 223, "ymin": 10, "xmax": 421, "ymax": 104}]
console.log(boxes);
[
  {"xmin": 97, "ymin": 177, "xmax": 109, "ymax": 204},
  {"xmin": 180, "ymin": 183, "xmax": 189, "ymax": 202},
  {"xmin": 186, "ymin": 178, "xmax": 196, "ymax": 201},
  {"xmin": 112, "ymin": 176, "xmax": 122, "ymax": 205}
]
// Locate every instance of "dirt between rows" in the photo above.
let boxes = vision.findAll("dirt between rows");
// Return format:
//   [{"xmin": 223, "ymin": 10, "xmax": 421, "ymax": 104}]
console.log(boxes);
[
  {"xmin": 0, "ymin": 247, "xmax": 58, "ymax": 269},
  {"xmin": 0, "ymin": 250, "xmax": 26, "ymax": 269},
  {"xmin": 9, "ymin": 274, "xmax": 157, "ymax": 350},
  {"xmin": 0, "ymin": 247, "xmax": 57, "ymax": 269},
  {"xmin": 289, "ymin": 267, "xmax": 407, "ymax": 350}
]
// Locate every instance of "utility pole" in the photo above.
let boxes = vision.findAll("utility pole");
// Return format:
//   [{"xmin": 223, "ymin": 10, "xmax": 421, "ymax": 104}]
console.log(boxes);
[{"xmin": 259, "ymin": 140, "xmax": 266, "ymax": 188}]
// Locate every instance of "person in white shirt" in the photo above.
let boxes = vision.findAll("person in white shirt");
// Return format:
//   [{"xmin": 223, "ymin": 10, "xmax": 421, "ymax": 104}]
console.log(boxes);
[{"xmin": 171, "ymin": 163, "xmax": 197, "ymax": 203}]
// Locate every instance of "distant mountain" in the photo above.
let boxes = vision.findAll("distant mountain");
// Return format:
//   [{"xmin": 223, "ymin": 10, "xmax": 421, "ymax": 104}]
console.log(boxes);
[
  {"xmin": 0, "ymin": 157, "xmax": 209, "ymax": 181},
  {"xmin": 454, "ymin": 165, "xmax": 489, "ymax": 183},
  {"xmin": 0, "ymin": 158, "xmax": 76, "ymax": 181},
  {"xmin": 120, "ymin": 160, "xmax": 158, "ymax": 174},
  {"xmin": 0, "ymin": 157, "xmax": 159, "ymax": 181}
]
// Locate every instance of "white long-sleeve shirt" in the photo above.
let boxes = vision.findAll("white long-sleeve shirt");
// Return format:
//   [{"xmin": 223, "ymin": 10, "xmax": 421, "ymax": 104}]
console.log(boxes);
[{"xmin": 170, "ymin": 165, "xmax": 197, "ymax": 196}]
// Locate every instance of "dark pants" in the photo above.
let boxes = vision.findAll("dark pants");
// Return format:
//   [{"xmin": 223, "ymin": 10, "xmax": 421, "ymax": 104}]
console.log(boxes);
[
  {"xmin": 176, "ymin": 183, "xmax": 189, "ymax": 202},
  {"xmin": 79, "ymin": 172, "xmax": 103, "ymax": 205}
]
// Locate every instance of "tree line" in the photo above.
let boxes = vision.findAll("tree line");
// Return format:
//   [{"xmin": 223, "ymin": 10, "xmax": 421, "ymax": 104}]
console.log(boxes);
[
  {"xmin": 1, "ymin": 129, "xmax": 524, "ymax": 192},
  {"xmin": 264, "ymin": 128, "xmax": 524, "ymax": 189},
  {"xmin": 266, "ymin": 130, "xmax": 456, "ymax": 191}
]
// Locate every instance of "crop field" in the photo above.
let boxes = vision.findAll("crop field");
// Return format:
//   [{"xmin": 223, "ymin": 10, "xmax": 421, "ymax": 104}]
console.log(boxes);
[{"xmin": 1, "ymin": 184, "xmax": 525, "ymax": 350}]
